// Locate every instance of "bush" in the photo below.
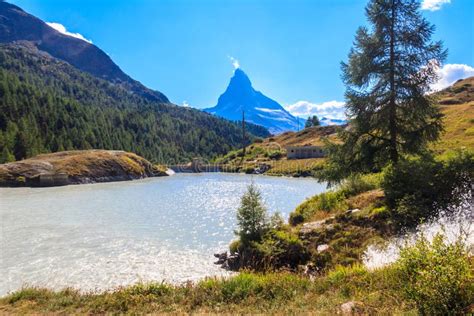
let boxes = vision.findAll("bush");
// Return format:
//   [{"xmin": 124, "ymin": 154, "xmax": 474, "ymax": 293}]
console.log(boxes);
[
  {"xmin": 396, "ymin": 233, "xmax": 473, "ymax": 315},
  {"xmin": 339, "ymin": 173, "xmax": 382, "ymax": 197},
  {"xmin": 267, "ymin": 150, "xmax": 283, "ymax": 160},
  {"xmin": 252, "ymin": 229, "xmax": 310, "ymax": 269},
  {"xmin": 383, "ymin": 151, "xmax": 473, "ymax": 229},
  {"xmin": 289, "ymin": 190, "xmax": 347, "ymax": 225}
]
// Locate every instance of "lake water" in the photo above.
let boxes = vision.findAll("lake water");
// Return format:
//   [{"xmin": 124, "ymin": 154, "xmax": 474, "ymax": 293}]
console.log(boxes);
[{"xmin": 0, "ymin": 173, "xmax": 326, "ymax": 296}]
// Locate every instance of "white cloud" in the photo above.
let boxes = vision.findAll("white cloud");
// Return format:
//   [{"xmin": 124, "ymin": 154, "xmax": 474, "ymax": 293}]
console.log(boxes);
[
  {"xmin": 431, "ymin": 63, "xmax": 474, "ymax": 91},
  {"xmin": 228, "ymin": 56, "xmax": 240, "ymax": 69},
  {"xmin": 284, "ymin": 100, "xmax": 346, "ymax": 120},
  {"xmin": 46, "ymin": 22, "xmax": 93, "ymax": 44},
  {"xmin": 421, "ymin": 0, "xmax": 451, "ymax": 11},
  {"xmin": 182, "ymin": 101, "xmax": 190, "ymax": 107}
]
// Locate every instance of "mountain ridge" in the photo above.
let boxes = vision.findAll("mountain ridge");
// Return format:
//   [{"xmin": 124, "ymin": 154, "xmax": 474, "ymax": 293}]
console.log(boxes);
[
  {"xmin": 0, "ymin": 42, "xmax": 266, "ymax": 163},
  {"xmin": 0, "ymin": 1, "xmax": 168, "ymax": 102}
]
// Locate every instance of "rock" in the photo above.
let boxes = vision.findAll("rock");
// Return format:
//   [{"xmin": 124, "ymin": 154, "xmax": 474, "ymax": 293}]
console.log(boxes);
[
  {"xmin": 225, "ymin": 254, "xmax": 241, "ymax": 270},
  {"xmin": 214, "ymin": 252, "xmax": 227, "ymax": 259},
  {"xmin": 317, "ymin": 244, "xmax": 329, "ymax": 253},
  {"xmin": 300, "ymin": 219, "xmax": 325, "ymax": 234},
  {"xmin": 0, "ymin": 150, "xmax": 168, "ymax": 187},
  {"xmin": 214, "ymin": 252, "xmax": 228, "ymax": 265},
  {"xmin": 340, "ymin": 301, "xmax": 364, "ymax": 315},
  {"xmin": 344, "ymin": 208, "xmax": 361, "ymax": 216},
  {"xmin": 299, "ymin": 217, "xmax": 335, "ymax": 234}
]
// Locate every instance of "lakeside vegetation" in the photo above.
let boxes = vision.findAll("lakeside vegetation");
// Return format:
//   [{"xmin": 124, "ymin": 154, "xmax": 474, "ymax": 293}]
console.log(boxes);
[
  {"xmin": 210, "ymin": 0, "xmax": 474, "ymax": 314},
  {"xmin": 1, "ymin": 231, "xmax": 471, "ymax": 314}
]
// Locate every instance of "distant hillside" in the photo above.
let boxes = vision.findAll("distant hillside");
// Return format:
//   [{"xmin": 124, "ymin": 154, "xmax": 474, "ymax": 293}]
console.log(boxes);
[
  {"xmin": 433, "ymin": 76, "xmax": 474, "ymax": 152},
  {"xmin": 205, "ymin": 69, "xmax": 300, "ymax": 134},
  {"xmin": 0, "ymin": 1, "xmax": 168, "ymax": 102},
  {"xmin": 262, "ymin": 125, "xmax": 340, "ymax": 148},
  {"xmin": 0, "ymin": 43, "xmax": 260, "ymax": 163}
]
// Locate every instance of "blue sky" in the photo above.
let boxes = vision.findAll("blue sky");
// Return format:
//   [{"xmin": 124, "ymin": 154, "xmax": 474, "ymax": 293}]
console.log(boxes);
[{"xmin": 9, "ymin": 0, "xmax": 474, "ymax": 119}]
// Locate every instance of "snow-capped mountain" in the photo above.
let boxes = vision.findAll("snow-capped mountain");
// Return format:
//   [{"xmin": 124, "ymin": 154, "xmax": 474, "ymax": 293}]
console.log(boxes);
[{"xmin": 204, "ymin": 69, "xmax": 300, "ymax": 134}]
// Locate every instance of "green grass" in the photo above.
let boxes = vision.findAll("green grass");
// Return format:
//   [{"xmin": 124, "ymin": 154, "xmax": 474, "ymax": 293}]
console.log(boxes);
[
  {"xmin": 0, "ymin": 267, "xmax": 416, "ymax": 314},
  {"xmin": 3, "ymin": 233, "xmax": 471, "ymax": 314}
]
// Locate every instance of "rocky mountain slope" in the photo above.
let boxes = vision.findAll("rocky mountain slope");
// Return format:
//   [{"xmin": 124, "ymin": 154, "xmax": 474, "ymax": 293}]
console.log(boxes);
[
  {"xmin": 205, "ymin": 69, "xmax": 300, "ymax": 134},
  {"xmin": 0, "ymin": 1, "xmax": 168, "ymax": 102}
]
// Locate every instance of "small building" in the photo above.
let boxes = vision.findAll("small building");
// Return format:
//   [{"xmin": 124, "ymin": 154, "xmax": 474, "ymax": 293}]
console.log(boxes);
[{"xmin": 286, "ymin": 146, "xmax": 325, "ymax": 159}]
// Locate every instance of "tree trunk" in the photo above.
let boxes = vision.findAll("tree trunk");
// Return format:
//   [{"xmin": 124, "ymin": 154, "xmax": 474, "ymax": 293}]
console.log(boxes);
[{"xmin": 389, "ymin": 0, "xmax": 398, "ymax": 163}]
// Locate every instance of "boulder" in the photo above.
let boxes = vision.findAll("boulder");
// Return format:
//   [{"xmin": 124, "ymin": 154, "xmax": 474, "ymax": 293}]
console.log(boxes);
[{"xmin": 340, "ymin": 301, "xmax": 364, "ymax": 315}]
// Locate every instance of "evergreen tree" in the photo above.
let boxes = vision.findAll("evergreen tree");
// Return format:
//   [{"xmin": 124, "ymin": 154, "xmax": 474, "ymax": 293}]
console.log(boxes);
[
  {"xmin": 325, "ymin": 0, "xmax": 446, "ymax": 181},
  {"xmin": 235, "ymin": 183, "xmax": 269, "ymax": 244},
  {"xmin": 304, "ymin": 115, "xmax": 320, "ymax": 128},
  {"xmin": 0, "ymin": 146, "xmax": 15, "ymax": 163}
]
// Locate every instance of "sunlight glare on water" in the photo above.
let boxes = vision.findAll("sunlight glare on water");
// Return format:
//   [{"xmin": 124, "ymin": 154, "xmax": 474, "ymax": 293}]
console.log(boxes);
[{"xmin": 0, "ymin": 173, "xmax": 326, "ymax": 296}]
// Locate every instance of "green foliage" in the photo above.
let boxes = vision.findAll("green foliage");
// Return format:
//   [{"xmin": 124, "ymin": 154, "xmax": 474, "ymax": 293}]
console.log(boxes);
[
  {"xmin": 290, "ymin": 190, "xmax": 347, "ymax": 225},
  {"xmin": 251, "ymin": 229, "xmax": 310, "ymax": 269},
  {"xmin": 229, "ymin": 239, "xmax": 241, "ymax": 255},
  {"xmin": 0, "ymin": 43, "xmax": 266, "ymax": 163},
  {"xmin": 235, "ymin": 183, "xmax": 269, "ymax": 244},
  {"xmin": 304, "ymin": 115, "xmax": 320, "ymax": 128},
  {"xmin": 323, "ymin": 0, "xmax": 446, "ymax": 182},
  {"xmin": 0, "ymin": 146, "xmax": 14, "ymax": 163},
  {"xmin": 0, "ymin": 267, "xmax": 419, "ymax": 314},
  {"xmin": 266, "ymin": 149, "xmax": 283, "ymax": 160},
  {"xmin": 383, "ymin": 151, "xmax": 473, "ymax": 229},
  {"xmin": 269, "ymin": 212, "xmax": 285, "ymax": 230},
  {"xmin": 396, "ymin": 233, "xmax": 473, "ymax": 315},
  {"xmin": 339, "ymin": 173, "xmax": 382, "ymax": 197}
]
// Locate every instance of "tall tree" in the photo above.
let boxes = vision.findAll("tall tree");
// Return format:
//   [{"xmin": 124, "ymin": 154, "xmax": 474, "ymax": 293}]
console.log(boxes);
[
  {"xmin": 305, "ymin": 115, "xmax": 320, "ymax": 128},
  {"xmin": 325, "ymin": 0, "xmax": 446, "ymax": 180}
]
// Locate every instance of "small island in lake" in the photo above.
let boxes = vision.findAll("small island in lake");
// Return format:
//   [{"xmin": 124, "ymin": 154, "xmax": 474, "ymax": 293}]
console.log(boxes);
[{"xmin": 0, "ymin": 150, "xmax": 168, "ymax": 187}]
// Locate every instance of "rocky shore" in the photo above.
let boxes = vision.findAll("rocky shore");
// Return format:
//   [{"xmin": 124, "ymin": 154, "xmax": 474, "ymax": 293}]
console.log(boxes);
[{"xmin": 0, "ymin": 150, "xmax": 168, "ymax": 187}]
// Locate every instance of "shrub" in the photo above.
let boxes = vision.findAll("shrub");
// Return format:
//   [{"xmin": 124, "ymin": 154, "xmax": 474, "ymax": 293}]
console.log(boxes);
[
  {"xmin": 290, "ymin": 190, "xmax": 347, "ymax": 225},
  {"xmin": 383, "ymin": 151, "xmax": 473, "ymax": 229},
  {"xmin": 395, "ymin": 233, "xmax": 473, "ymax": 315},
  {"xmin": 339, "ymin": 173, "xmax": 382, "ymax": 197},
  {"xmin": 229, "ymin": 239, "xmax": 241, "ymax": 255},
  {"xmin": 253, "ymin": 229, "xmax": 310, "ymax": 269},
  {"xmin": 267, "ymin": 150, "xmax": 283, "ymax": 160}
]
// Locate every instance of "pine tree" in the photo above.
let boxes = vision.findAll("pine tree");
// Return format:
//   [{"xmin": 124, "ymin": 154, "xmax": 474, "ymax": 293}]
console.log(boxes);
[
  {"xmin": 235, "ymin": 183, "xmax": 269, "ymax": 244},
  {"xmin": 326, "ymin": 0, "xmax": 446, "ymax": 180},
  {"xmin": 0, "ymin": 147, "xmax": 15, "ymax": 163},
  {"xmin": 304, "ymin": 115, "xmax": 320, "ymax": 128}
]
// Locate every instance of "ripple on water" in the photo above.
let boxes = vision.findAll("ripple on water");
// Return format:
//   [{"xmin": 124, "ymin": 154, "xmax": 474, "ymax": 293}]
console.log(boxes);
[{"xmin": 0, "ymin": 173, "xmax": 326, "ymax": 296}]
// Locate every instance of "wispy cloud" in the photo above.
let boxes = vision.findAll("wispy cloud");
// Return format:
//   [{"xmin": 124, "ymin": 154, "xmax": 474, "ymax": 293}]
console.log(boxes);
[
  {"xmin": 421, "ymin": 0, "xmax": 451, "ymax": 11},
  {"xmin": 46, "ymin": 22, "xmax": 93, "ymax": 44},
  {"xmin": 228, "ymin": 56, "xmax": 240, "ymax": 69},
  {"xmin": 431, "ymin": 63, "xmax": 474, "ymax": 91},
  {"xmin": 284, "ymin": 100, "xmax": 346, "ymax": 120}
]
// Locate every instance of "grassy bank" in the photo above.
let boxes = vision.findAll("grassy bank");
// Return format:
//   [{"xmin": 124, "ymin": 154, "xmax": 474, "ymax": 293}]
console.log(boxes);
[{"xmin": 0, "ymin": 265, "xmax": 415, "ymax": 314}]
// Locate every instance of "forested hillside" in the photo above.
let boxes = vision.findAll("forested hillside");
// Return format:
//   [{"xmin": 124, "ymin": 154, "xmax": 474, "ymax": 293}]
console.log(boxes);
[{"xmin": 0, "ymin": 43, "xmax": 269, "ymax": 163}]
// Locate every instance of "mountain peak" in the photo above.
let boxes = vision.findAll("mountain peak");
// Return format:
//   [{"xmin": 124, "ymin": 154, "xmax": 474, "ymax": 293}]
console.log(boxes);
[
  {"xmin": 228, "ymin": 68, "xmax": 252, "ymax": 91},
  {"xmin": 205, "ymin": 69, "xmax": 299, "ymax": 134}
]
